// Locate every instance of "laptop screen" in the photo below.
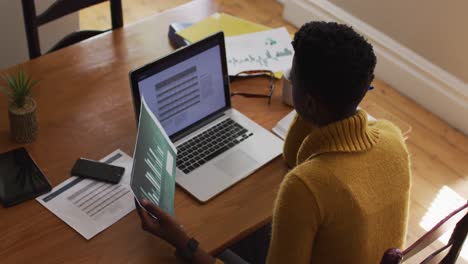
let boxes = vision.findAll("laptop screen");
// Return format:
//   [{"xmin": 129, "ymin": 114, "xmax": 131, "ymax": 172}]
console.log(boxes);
[{"xmin": 135, "ymin": 42, "xmax": 227, "ymax": 138}]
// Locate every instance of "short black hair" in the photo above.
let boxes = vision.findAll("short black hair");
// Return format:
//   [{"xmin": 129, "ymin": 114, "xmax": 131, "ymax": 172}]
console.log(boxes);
[{"xmin": 292, "ymin": 21, "xmax": 376, "ymax": 117}]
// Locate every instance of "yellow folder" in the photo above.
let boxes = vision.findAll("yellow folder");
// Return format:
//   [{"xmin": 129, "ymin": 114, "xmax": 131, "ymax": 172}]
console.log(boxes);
[{"xmin": 177, "ymin": 13, "xmax": 271, "ymax": 43}]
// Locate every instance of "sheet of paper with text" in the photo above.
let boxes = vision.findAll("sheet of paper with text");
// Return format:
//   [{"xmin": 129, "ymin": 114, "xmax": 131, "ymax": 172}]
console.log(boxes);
[
  {"xmin": 225, "ymin": 27, "xmax": 293, "ymax": 75},
  {"xmin": 130, "ymin": 98, "xmax": 177, "ymax": 216},
  {"xmin": 36, "ymin": 150, "xmax": 135, "ymax": 240}
]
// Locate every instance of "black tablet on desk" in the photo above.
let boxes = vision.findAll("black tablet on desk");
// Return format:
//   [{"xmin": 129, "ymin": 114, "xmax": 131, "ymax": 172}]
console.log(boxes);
[{"xmin": 0, "ymin": 147, "xmax": 52, "ymax": 207}]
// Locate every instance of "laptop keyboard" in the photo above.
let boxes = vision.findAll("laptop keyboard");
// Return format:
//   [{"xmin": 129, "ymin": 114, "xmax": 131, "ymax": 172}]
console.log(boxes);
[{"xmin": 176, "ymin": 118, "xmax": 253, "ymax": 174}]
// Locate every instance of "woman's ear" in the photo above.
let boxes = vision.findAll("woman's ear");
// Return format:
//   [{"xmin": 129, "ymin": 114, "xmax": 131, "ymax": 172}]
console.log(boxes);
[
  {"xmin": 304, "ymin": 93, "xmax": 319, "ymax": 118},
  {"xmin": 303, "ymin": 93, "xmax": 337, "ymax": 126}
]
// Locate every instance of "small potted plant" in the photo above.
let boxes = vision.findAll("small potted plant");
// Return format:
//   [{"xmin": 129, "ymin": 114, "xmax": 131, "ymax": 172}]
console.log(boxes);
[{"xmin": 0, "ymin": 68, "xmax": 39, "ymax": 143}]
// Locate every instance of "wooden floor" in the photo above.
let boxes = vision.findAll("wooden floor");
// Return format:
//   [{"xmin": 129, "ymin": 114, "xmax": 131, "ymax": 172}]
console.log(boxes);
[{"xmin": 80, "ymin": 0, "xmax": 468, "ymax": 262}]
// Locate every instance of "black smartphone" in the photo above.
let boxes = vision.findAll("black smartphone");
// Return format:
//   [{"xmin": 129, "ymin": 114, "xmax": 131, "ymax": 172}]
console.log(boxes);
[{"xmin": 71, "ymin": 158, "xmax": 125, "ymax": 184}]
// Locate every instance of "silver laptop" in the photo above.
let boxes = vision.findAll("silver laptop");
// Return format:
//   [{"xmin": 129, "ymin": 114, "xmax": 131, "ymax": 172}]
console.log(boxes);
[{"xmin": 129, "ymin": 32, "xmax": 282, "ymax": 202}]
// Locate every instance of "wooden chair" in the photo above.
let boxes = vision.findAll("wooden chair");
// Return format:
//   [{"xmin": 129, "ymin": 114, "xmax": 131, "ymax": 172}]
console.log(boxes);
[
  {"xmin": 21, "ymin": 0, "xmax": 123, "ymax": 59},
  {"xmin": 381, "ymin": 202, "xmax": 468, "ymax": 264}
]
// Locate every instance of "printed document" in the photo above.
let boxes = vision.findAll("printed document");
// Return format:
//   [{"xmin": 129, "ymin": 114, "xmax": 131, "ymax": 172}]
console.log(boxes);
[
  {"xmin": 131, "ymin": 98, "xmax": 177, "ymax": 216},
  {"xmin": 225, "ymin": 27, "xmax": 293, "ymax": 75},
  {"xmin": 37, "ymin": 149, "xmax": 135, "ymax": 240}
]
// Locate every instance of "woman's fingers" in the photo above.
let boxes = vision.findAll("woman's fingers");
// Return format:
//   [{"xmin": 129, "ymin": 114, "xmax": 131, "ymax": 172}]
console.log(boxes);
[
  {"xmin": 141, "ymin": 199, "xmax": 171, "ymax": 223},
  {"xmin": 135, "ymin": 199, "xmax": 161, "ymax": 235}
]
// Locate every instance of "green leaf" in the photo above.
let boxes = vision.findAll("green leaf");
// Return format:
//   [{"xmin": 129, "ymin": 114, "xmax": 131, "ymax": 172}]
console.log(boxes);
[
  {"xmin": 18, "ymin": 69, "xmax": 26, "ymax": 98},
  {"xmin": 5, "ymin": 75, "xmax": 15, "ymax": 90},
  {"xmin": 16, "ymin": 70, "xmax": 22, "ymax": 91},
  {"xmin": 19, "ymin": 68, "xmax": 25, "ymax": 84},
  {"xmin": 25, "ymin": 75, "xmax": 35, "ymax": 95}
]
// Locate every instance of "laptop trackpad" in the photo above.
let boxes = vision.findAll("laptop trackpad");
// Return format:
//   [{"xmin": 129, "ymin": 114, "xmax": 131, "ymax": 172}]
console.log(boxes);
[{"xmin": 214, "ymin": 150, "xmax": 257, "ymax": 178}]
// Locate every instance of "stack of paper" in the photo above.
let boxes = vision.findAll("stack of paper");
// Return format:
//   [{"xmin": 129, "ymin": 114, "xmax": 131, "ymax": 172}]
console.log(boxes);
[{"xmin": 272, "ymin": 110, "xmax": 296, "ymax": 140}]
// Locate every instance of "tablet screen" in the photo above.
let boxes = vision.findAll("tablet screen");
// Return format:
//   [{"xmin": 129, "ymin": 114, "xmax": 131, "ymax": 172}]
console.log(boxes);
[{"xmin": 0, "ymin": 147, "xmax": 52, "ymax": 207}]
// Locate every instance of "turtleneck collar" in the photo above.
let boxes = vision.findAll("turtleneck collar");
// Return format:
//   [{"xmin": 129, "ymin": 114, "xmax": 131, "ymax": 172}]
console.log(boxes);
[{"xmin": 296, "ymin": 110, "xmax": 380, "ymax": 165}]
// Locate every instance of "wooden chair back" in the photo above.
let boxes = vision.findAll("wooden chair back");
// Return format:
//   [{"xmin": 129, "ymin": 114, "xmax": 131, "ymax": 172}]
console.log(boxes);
[
  {"xmin": 381, "ymin": 202, "xmax": 467, "ymax": 264},
  {"xmin": 21, "ymin": 0, "xmax": 123, "ymax": 59}
]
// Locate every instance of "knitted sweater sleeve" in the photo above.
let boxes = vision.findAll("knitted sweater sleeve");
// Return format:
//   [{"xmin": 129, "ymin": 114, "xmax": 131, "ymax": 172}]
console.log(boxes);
[
  {"xmin": 266, "ymin": 174, "xmax": 321, "ymax": 264},
  {"xmin": 283, "ymin": 114, "xmax": 315, "ymax": 168}
]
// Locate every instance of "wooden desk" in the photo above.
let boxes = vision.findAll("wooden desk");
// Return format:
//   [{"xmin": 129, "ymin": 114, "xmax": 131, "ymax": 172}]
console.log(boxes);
[{"xmin": 0, "ymin": 1, "xmax": 291, "ymax": 263}]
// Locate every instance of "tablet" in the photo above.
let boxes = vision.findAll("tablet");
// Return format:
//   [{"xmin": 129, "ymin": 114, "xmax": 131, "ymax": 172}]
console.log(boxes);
[{"xmin": 0, "ymin": 147, "xmax": 52, "ymax": 207}]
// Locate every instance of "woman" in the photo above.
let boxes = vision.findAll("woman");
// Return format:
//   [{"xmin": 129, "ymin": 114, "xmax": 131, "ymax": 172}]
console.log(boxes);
[{"xmin": 135, "ymin": 21, "xmax": 411, "ymax": 264}]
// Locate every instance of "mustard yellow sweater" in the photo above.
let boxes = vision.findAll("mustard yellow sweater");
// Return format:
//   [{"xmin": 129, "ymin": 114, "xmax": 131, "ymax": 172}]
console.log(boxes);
[
  {"xmin": 216, "ymin": 110, "xmax": 411, "ymax": 264},
  {"xmin": 267, "ymin": 110, "xmax": 411, "ymax": 263}
]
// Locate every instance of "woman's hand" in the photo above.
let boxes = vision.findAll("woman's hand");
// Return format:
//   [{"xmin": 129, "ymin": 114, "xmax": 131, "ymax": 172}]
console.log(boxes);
[
  {"xmin": 135, "ymin": 199, "xmax": 190, "ymax": 249},
  {"xmin": 135, "ymin": 199, "xmax": 217, "ymax": 264}
]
